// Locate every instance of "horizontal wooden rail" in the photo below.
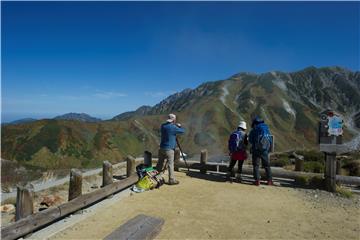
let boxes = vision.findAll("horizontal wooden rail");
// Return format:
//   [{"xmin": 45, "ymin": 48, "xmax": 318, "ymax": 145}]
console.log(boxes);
[
  {"xmin": 1, "ymin": 175, "xmax": 138, "ymax": 240},
  {"xmin": 175, "ymin": 160, "xmax": 360, "ymax": 186}
]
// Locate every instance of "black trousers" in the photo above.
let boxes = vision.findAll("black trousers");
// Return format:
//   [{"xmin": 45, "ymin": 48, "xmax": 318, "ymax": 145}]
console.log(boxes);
[{"xmin": 228, "ymin": 159, "xmax": 244, "ymax": 175}]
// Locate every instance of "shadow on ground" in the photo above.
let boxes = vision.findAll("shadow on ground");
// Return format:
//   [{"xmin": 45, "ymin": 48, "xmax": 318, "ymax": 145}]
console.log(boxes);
[{"xmin": 185, "ymin": 170, "xmax": 298, "ymax": 188}]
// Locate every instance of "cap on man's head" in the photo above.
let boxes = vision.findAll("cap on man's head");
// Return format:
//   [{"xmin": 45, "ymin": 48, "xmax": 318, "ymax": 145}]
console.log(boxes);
[
  {"xmin": 238, "ymin": 121, "xmax": 247, "ymax": 130},
  {"xmin": 166, "ymin": 113, "xmax": 176, "ymax": 122},
  {"xmin": 251, "ymin": 116, "xmax": 264, "ymax": 127}
]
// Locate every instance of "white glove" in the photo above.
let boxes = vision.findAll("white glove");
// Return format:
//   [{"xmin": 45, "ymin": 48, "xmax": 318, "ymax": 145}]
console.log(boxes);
[{"xmin": 176, "ymin": 123, "xmax": 182, "ymax": 127}]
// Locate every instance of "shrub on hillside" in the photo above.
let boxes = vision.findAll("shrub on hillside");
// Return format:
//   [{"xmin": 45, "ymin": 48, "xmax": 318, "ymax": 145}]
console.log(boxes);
[
  {"xmin": 294, "ymin": 175, "xmax": 324, "ymax": 189},
  {"xmin": 342, "ymin": 161, "xmax": 360, "ymax": 177},
  {"xmin": 270, "ymin": 156, "xmax": 289, "ymax": 167},
  {"xmin": 304, "ymin": 161, "xmax": 324, "ymax": 173},
  {"xmin": 297, "ymin": 150, "xmax": 323, "ymax": 162}
]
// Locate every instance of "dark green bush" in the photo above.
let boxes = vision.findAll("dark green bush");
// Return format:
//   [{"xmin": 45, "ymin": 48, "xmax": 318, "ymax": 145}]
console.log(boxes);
[
  {"xmin": 270, "ymin": 156, "xmax": 289, "ymax": 167},
  {"xmin": 304, "ymin": 161, "xmax": 324, "ymax": 173},
  {"xmin": 297, "ymin": 150, "xmax": 324, "ymax": 162},
  {"xmin": 294, "ymin": 175, "xmax": 324, "ymax": 189},
  {"xmin": 295, "ymin": 175, "xmax": 309, "ymax": 186},
  {"xmin": 308, "ymin": 176, "xmax": 325, "ymax": 188},
  {"xmin": 342, "ymin": 161, "xmax": 360, "ymax": 177}
]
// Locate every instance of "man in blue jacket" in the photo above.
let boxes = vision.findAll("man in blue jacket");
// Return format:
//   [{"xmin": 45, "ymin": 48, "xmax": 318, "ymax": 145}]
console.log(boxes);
[
  {"xmin": 156, "ymin": 113, "xmax": 185, "ymax": 185},
  {"xmin": 249, "ymin": 116, "xmax": 273, "ymax": 186}
]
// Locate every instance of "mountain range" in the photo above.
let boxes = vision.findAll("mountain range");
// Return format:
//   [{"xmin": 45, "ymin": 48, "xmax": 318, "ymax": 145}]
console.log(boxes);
[
  {"xmin": 2, "ymin": 66, "xmax": 360, "ymax": 169},
  {"xmin": 54, "ymin": 113, "xmax": 102, "ymax": 123},
  {"xmin": 4, "ymin": 113, "xmax": 102, "ymax": 125}
]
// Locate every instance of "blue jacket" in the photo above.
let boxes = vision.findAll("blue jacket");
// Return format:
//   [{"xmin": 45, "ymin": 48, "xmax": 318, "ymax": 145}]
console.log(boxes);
[
  {"xmin": 160, "ymin": 122, "xmax": 185, "ymax": 150},
  {"xmin": 249, "ymin": 122, "xmax": 272, "ymax": 153}
]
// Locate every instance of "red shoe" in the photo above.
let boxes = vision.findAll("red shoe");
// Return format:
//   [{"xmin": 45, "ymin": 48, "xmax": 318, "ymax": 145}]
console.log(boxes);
[
  {"xmin": 267, "ymin": 180, "xmax": 273, "ymax": 186},
  {"xmin": 254, "ymin": 180, "xmax": 260, "ymax": 186}
]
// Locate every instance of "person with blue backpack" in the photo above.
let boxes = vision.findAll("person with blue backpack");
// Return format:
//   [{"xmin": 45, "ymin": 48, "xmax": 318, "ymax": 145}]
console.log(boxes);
[
  {"xmin": 227, "ymin": 121, "xmax": 248, "ymax": 182},
  {"xmin": 249, "ymin": 116, "xmax": 273, "ymax": 186}
]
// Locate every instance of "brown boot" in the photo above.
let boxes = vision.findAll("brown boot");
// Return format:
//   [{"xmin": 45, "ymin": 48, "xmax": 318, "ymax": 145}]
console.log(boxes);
[{"xmin": 168, "ymin": 180, "xmax": 179, "ymax": 185}]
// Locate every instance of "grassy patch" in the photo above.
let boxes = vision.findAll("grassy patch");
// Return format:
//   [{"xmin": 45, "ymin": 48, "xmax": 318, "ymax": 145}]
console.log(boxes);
[
  {"xmin": 295, "ymin": 175, "xmax": 309, "ymax": 186},
  {"xmin": 295, "ymin": 175, "xmax": 324, "ymax": 189},
  {"xmin": 270, "ymin": 155, "xmax": 289, "ymax": 167},
  {"xmin": 336, "ymin": 186, "xmax": 353, "ymax": 198},
  {"xmin": 297, "ymin": 150, "xmax": 324, "ymax": 162},
  {"xmin": 304, "ymin": 161, "xmax": 324, "ymax": 173},
  {"xmin": 1, "ymin": 197, "xmax": 16, "ymax": 206}
]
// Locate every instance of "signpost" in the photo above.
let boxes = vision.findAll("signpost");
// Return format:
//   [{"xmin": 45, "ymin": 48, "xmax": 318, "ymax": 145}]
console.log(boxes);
[{"xmin": 318, "ymin": 110, "xmax": 344, "ymax": 192}]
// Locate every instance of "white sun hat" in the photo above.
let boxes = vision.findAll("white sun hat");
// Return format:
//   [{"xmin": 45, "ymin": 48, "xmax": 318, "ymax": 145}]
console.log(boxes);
[
  {"xmin": 166, "ymin": 113, "xmax": 176, "ymax": 122},
  {"xmin": 238, "ymin": 121, "xmax": 247, "ymax": 130}
]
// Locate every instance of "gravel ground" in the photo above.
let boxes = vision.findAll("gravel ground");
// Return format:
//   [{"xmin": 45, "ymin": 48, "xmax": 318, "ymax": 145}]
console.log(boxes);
[{"xmin": 48, "ymin": 171, "xmax": 360, "ymax": 240}]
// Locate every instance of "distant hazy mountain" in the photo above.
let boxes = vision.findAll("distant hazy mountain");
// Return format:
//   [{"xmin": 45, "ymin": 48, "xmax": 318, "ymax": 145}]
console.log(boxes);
[
  {"xmin": 2, "ymin": 66, "xmax": 359, "ymax": 169},
  {"xmin": 5, "ymin": 118, "xmax": 37, "ymax": 125},
  {"xmin": 54, "ymin": 113, "xmax": 102, "ymax": 123}
]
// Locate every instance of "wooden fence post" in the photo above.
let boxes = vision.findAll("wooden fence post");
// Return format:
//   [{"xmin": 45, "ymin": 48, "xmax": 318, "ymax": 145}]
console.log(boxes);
[
  {"xmin": 325, "ymin": 153, "xmax": 336, "ymax": 192},
  {"xmin": 200, "ymin": 149, "xmax": 208, "ymax": 174},
  {"xmin": 336, "ymin": 159, "xmax": 341, "ymax": 175},
  {"xmin": 174, "ymin": 148, "xmax": 181, "ymax": 172},
  {"xmin": 126, "ymin": 155, "xmax": 136, "ymax": 177},
  {"xmin": 102, "ymin": 161, "xmax": 113, "ymax": 187},
  {"xmin": 15, "ymin": 184, "xmax": 34, "ymax": 221},
  {"xmin": 68, "ymin": 169, "xmax": 82, "ymax": 201},
  {"xmin": 295, "ymin": 158, "xmax": 304, "ymax": 172},
  {"xmin": 144, "ymin": 151, "xmax": 152, "ymax": 167}
]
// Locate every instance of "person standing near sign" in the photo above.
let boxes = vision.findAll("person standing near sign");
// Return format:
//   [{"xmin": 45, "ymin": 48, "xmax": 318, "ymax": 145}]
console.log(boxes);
[
  {"xmin": 249, "ymin": 116, "xmax": 273, "ymax": 186},
  {"xmin": 156, "ymin": 113, "xmax": 185, "ymax": 185}
]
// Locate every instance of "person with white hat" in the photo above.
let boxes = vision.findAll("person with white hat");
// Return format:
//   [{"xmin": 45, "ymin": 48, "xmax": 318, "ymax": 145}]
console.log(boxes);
[
  {"xmin": 227, "ymin": 121, "xmax": 249, "ymax": 182},
  {"xmin": 156, "ymin": 113, "xmax": 185, "ymax": 185}
]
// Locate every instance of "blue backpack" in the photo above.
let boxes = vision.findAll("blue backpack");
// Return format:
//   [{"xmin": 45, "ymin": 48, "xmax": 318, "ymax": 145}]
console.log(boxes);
[
  {"xmin": 255, "ymin": 124, "xmax": 272, "ymax": 152},
  {"xmin": 228, "ymin": 130, "xmax": 246, "ymax": 153}
]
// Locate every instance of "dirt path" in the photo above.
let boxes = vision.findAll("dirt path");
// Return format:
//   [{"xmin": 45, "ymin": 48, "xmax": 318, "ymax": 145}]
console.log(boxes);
[{"xmin": 49, "ymin": 172, "xmax": 359, "ymax": 240}]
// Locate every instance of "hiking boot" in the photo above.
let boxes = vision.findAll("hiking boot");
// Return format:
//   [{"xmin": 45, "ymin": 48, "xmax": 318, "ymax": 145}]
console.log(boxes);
[
  {"xmin": 254, "ymin": 180, "xmax": 260, "ymax": 186},
  {"xmin": 227, "ymin": 171, "xmax": 235, "ymax": 178},
  {"xmin": 168, "ymin": 180, "xmax": 179, "ymax": 185},
  {"xmin": 235, "ymin": 173, "xmax": 242, "ymax": 183},
  {"xmin": 267, "ymin": 180, "xmax": 273, "ymax": 186}
]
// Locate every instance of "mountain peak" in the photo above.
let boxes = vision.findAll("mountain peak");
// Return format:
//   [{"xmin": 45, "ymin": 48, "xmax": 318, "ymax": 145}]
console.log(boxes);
[{"xmin": 54, "ymin": 113, "xmax": 101, "ymax": 122}]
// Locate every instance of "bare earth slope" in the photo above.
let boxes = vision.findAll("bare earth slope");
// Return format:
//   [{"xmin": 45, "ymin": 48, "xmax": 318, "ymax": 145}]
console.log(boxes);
[{"xmin": 50, "ymin": 172, "xmax": 359, "ymax": 240}]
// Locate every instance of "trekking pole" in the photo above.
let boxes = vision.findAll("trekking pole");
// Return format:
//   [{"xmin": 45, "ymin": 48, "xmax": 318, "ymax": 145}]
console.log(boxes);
[
  {"xmin": 176, "ymin": 137, "xmax": 190, "ymax": 171},
  {"xmin": 160, "ymin": 159, "xmax": 169, "ymax": 174}
]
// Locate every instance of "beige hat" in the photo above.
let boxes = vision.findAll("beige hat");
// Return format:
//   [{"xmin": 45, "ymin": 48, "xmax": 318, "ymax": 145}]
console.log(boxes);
[
  {"xmin": 238, "ymin": 121, "xmax": 247, "ymax": 130},
  {"xmin": 166, "ymin": 113, "xmax": 176, "ymax": 122}
]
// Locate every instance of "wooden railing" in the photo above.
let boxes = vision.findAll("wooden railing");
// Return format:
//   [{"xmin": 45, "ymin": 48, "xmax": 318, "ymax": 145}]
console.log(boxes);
[
  {"xmin": 1, "ymin": 155, "xmax": 139, "ymax": 240},
  {"xmin": 173, "ymin": 150, "xmax": 360, "ymax": 186},
  {"xmin": 2, "ymin": 149, "xmax": 360, "ymax": 240}
]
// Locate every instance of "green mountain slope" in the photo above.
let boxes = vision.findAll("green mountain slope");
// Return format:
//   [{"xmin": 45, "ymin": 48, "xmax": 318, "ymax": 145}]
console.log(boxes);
[{"xmin": 2, "ymin": 66, "xmax": 360, "ymax": 169}]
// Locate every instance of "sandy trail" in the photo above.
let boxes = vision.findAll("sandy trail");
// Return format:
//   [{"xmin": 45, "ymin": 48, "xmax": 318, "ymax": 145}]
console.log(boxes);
[{"xmin": 49, "ymin": 172, "xmax": 359, "ymax": 240}]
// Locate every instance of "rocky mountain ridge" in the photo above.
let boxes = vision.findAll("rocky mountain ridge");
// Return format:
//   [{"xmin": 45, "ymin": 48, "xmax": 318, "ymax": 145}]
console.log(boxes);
[{"xmin": 2, "ymin": 66, "xmax": 359, "ymax": 169}]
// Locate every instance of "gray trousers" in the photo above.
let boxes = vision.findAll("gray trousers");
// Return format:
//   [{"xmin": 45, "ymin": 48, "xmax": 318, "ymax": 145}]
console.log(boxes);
[{"xmin": 156, "ymin": 148, "xmax": 175, "ymax": 182}]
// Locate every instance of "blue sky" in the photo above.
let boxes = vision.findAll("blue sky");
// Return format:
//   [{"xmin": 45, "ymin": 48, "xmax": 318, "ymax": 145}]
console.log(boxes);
[{"xmin": 2, "ymin": 1, "xmax": 359, "ymax": 122}]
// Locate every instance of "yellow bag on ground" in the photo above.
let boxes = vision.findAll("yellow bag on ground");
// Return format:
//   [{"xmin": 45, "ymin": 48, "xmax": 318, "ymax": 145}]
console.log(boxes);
[{"xmin": 135, "ymin": 175, "xmax": 155, "ymax": 191}]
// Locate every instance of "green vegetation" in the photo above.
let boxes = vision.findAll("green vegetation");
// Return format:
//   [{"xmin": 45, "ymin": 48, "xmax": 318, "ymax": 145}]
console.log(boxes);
[
  {"xmin": 297, "ymin": 150, "xmax": 324, "ymax": 162},
  {"xmin": 336, "ymin": 186, "xmax": 353, "ymax": 198},
  {"xmin": 295, "ymin": 175, "xmax": 324, "ymax": 189},
  {"xmin": 1, "ymin": 197, "xmax": 16, "ymax": 206},
  {"xmin": 257, "ymin": 74, "xmax": 274, "ymax": 93},
  {"xmin": 342, "ymin": 160, "xmax": 360, "ymax": 176},
  {"xmin": 304, "ymin": 161, "xmax": 324, "ymax": 173},
  {"xmin": 2, "ymin": 66, "xmax": 360, "ymax": 173},
  {"xmin": 270, "ymin": 155, "xmax": 289, "ymax": 167}
]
